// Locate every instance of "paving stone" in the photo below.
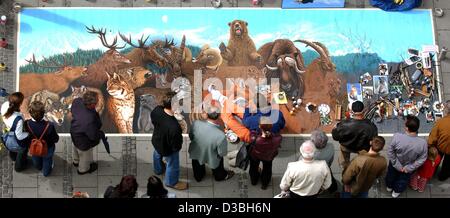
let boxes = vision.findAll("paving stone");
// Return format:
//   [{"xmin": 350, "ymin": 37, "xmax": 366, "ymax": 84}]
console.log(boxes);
[
  {"xmin": 188, "ymin": 186, "xmax": 214, "ymax": 198},
  {"xmin": 272, "ymin": 151, "xmax": 296, "ymax": 173},
  {"xmin": 37, "ymin": 176, "xmax": 64, "ymax": 198},
  {"xmin": 132, "ymin": 0, "xmax": 157, "ymax": 7},
  {"xmin": 430, "ymin": 179, "xmax": 450, "ymax": 195},
  {"xmin": 157, "ymin": 0, "xmax": 182, "ymax": 7},
  {"xmin": 100, "ymin": 137, "xmax": 123, "ymax": 153},
  {"xmin": 280, "ymin": 137, "xmax": 296, "ymax": 151},
  {"xmin": 15, "ymin": 0, "xmax": 39, "ymax": 7},
  {"xmin": 12, "ymin": 187, "xmax": 38, "ymax": 198},
  {"xmin": 69, "ymin": 0, "xmax": 124, "ymax": 7},
  {"xmin": 438, "ymin": 31, "xmax": 450, "ymax": 72},
  {"xmin": 167, "ymin": 187, "xmax": 189, "ymax": 198},
  {"xmin": 98, "ymin": 175, "xmax": 123, "ymax": 190},
  {"xmin": 406, "ymin": 186, "xmax": 431, "ymax": 198},
  {"xmin": 49, "ymin": 155, "xmax": 66, "ymax": 176},
  {"xmin": 182, "ymin": 0, "xmax": 207, "ymax": 7},
  {"xmin": 442, "ymin": 72, "xmax": 450, "ymax": 94},
  {"xmin": 435, "ymin": 0, "xmax": 450, "ymax": 9},
  {"xmin": 213, "ymin": 175, "xmax": 240, "ymax": 198},
  {"xmin": 136, "ymin": 163, "xmax": 154, "ymax": 185},
  {"xmin": 72, "ymin": 169, "xmax": 98, "ymax": 188},
  {"xmin": 38, "ymin": 0, "xmax": 66, "ymax": 7},
  {"xmin": 445, "ymin": 93, "xmax": 450, "ymax": 101},
  {"xmin": 247, "ymin": 183, "xmax": 274, "ymax": 198},
  {"xmin": 97, "ymin": 152, "xmax": 123, "ymax": 176},
  {"xmin": 136, "ymin": 140, "xmax": 152, "ymax": 163},
  {"xmin": 420, "ymin": 0, "xmax": 434, "ymax": 9},
  {"xmin": 12, "ymin": 169, "xmax": 38, "ymax": 188}
]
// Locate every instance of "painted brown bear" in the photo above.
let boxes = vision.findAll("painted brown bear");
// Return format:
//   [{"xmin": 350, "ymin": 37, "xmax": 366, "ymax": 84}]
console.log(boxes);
[{"xmin": 219, "ymin": 20, "xmax": 261, "ymax": 66}]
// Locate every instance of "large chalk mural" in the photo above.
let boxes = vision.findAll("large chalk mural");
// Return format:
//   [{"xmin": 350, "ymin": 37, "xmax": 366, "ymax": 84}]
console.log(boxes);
[{"xmin": 17, "ymin": 8, "xmax": 438, "ymax": 134}]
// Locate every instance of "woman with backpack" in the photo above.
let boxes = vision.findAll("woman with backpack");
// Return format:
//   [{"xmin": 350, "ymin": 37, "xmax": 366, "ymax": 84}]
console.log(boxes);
[
  {"xmin": 25, "ymin": 101, "xmax": 59, "ymax": 177},
  {"xmin": 1, "ymin": 92, "xmax": 29, "ymax": 172}
]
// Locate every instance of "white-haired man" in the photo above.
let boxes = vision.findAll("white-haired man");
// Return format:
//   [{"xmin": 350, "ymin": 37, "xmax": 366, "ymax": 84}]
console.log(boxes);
[
  {"xmin": 428, "ymin": 100, "xmax": 450, "ymax": 181},
  {"xmin": 279, "ymin": 140, "xmax": 332, "ymax": 198}
]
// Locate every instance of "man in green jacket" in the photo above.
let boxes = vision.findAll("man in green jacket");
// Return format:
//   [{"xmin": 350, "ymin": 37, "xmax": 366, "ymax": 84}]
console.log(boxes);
[{"xmin": 188, "ymin": 106, "xmax": 235, "ymax": 182}]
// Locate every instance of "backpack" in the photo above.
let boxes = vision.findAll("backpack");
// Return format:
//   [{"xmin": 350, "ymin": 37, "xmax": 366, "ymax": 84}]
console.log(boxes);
[
  {"xmin": 27, "ymin": 121, "xmax": 49, "ymax": 157},
  {"xmin": 1, "ymin": 116, "xmax": 24, "ymax": 152}
]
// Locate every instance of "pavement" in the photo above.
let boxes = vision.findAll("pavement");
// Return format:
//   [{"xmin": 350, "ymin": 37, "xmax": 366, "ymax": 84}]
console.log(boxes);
[{"xmin": 1, "ymin": 0, "xmax": 450, "ymax": 198}]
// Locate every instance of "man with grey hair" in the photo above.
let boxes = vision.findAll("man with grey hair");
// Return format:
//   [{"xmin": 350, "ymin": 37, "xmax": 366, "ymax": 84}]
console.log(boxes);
[
  {"xmin": 70, "ymin": 91, "xmax": 102, "ymax": 175},
  {"xmin": 309, "ymin": 129, "xmax": 337, "ymax": 193},
  {"xmin": 189, "ymin": 106, "xmax": 235, "ymax": 182},
  {"xmin": 428, "ymin": 100, "xmax": 450, "ymax": 181},
  {"xmin": 280, "ymin": 140, "xmax": 332, "ymax": 198}
]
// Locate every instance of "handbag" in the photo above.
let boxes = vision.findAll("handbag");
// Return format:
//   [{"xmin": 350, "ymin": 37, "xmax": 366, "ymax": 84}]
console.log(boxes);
[
  {"xmin": 1, "ymin": 116, "xmax": 24, "ymax": 152},
  {"xmin": 235, "ymin": 137, "xmax": 256, "ymax": 170},
  {"xmin": 27, "ymin": 121, "xmax": 49, "ymax": 157}
]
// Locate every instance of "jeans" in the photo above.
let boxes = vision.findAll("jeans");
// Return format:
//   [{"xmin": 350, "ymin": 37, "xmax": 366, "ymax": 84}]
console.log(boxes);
[
  {"xmin": 340, "ymin": 191, "xmax": 369, "ymax": 198},
  {"xmin": 32, "ymin": 146, "xmax": 55, "ymax": 177},
  {"xmin": 249, "ymin": 157, "xmax": 272, "ymax": 187},
  {"xmin": 385, "ymin": 162, "xmax": 411, "ymax": 193},
  {"xmin": 153, "ymin": 151, "xmax": 180, "ymax": 186},
  {"xmin": 192, "ymin": 158, "xmax": 228, "ymax": 182},
  {"xmin": 9, "ymin": 147, "xmax": 28, "ymax": 172}
]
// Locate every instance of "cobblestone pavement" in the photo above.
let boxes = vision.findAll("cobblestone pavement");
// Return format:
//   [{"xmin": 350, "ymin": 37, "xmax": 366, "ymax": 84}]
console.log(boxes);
[{"xmin": 1, "ymin": 0, "xmax": 450, "ymax": 198}]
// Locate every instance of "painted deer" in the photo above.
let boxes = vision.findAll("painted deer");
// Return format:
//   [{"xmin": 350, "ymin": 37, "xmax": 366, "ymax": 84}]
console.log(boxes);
[
  {"xmin": 70, "ymin": 26, "xmax": 132, "ymax": 88},
  {"xmin": 119, "ymin": 33, "xmax": 167, "ymax": 68},
  {"xmin": 20, "ymin": 53, "xmax": 87, "ymax": 98}
]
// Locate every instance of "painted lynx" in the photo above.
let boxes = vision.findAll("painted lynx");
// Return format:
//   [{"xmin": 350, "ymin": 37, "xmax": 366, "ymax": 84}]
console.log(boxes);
[{"xmin": 106, "ymin": 72, "xmax": 135, "ymax": 133}]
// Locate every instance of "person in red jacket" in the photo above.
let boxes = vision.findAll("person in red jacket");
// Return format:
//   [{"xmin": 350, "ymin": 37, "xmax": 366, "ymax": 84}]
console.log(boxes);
[
  {"xmin": 409, "ymin": 146, "xmax": 441, "ymax": 193},
  {"xmin": 249, "ymin": 116, "xmax": 282, "ymax": 190}
]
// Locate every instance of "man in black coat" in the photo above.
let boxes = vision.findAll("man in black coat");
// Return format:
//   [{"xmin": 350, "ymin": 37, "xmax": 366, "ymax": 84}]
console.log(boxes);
[
  {"xmin": 151, "ymin": 91, "xmax": 187, "ymax": 190},
  {"xmin": 70, "ymin": 91, "xmax": 103, "ymax": 175},
  {"xmin": 332, "ymin": 101, "xmax": 378, "ymax": 171}
]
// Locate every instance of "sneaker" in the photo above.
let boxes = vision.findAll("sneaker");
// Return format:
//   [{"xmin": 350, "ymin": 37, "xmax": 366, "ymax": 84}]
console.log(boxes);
[
  {"xmin": 392, "ymin": 191, "xmax": 400, "ymax": 198},
  {"xmin": 73, "ymin": 162, "xmax": 79, "ymax": 167},
  {"xmin": 167, "ymin": 181, "xmax": 188, "ymax": 190},
  {"xmin": 386, "ymin": 187, "xmax": 393, "ymax": 192}
]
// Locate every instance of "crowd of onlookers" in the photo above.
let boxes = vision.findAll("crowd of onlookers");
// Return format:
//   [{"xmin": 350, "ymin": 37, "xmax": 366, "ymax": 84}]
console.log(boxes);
[{"xmin": 1, "ymin": 89, "xmax": 450, "ymax": 198}]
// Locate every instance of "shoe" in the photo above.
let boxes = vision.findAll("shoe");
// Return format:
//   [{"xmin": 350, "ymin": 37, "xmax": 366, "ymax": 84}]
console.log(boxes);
[
  {"xmin": 225, "ymin": 171, "xmax": 235, "ymax": 180},
  {"xmin": 167, "ymin": 181, "xmax": 188, "ymax": 190},
  {"xmin": 77, "ymin": 163, "xmax": 98, "ymax": 175},
  {"xmin": 386, "ymin": 187, "xmax": 393, "ymax": 192},
  {"xmin": 392, "ymin": 191, "xmax": 400, "ymax": 198},
  {"xmin": 73, "ymin": 162, "xmax": 79, "ymax": 167}
]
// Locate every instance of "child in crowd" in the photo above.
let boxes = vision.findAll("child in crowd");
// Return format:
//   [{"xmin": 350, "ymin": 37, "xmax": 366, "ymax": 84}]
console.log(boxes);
[{"xmin": 409, "ymin": 146, "xmax": 441, "ymax": 192}]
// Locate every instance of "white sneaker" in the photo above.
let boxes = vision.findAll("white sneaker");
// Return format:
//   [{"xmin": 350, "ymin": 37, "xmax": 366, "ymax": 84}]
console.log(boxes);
[
  {"xmin": 392, "ymin": 191, "xmax": 400, "ymax": 198},
  {"xmin": 386, "ymin": 187, "xmax": 393, "ymax": 192}
]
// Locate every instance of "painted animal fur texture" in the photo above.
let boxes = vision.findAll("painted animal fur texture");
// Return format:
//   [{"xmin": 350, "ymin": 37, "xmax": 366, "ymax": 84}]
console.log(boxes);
[{"xmin": 106, "ymin": 72, "xmax": 135, "ymax": 133}]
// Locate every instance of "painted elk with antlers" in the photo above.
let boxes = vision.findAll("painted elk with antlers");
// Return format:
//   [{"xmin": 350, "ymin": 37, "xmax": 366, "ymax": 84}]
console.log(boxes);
[
  {"xmin": 20, "ymin": 53, "xmax": 87, "ymax": 98},
  {"xmin": 119, "ymin": 33, "xmax": 167, "ymax": 68},
  {"xmin": 70, "ymin": 26, "xmax": 132, "ymax": 88}
]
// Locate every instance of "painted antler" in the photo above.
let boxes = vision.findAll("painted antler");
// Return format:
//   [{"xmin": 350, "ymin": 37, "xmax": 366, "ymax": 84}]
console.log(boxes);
[
  {"xmin": 119, "ymin": 32, "xmax": 150, "ymax": 49},
  {"xmin": 85, "ymin": 25, "xmax": 125, "ymax": 50},
  {"xmin": 25, "ymin": 53, "xmax": 74, "ymax": 74}
]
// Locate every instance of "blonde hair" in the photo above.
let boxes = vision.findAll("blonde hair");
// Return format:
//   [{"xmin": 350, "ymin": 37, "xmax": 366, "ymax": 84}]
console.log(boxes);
[{"xmin": 428, "ymin": 146, "xmax": 439, "ymax": 166}]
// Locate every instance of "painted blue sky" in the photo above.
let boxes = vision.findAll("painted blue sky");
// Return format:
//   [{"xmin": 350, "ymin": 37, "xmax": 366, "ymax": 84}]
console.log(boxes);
[{"xmin": 18, "ymin": 8, "xmax": 434, "ymax": 66}]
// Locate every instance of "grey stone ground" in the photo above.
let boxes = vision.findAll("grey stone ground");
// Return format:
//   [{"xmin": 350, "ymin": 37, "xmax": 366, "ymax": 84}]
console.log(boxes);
[{"xmin": 0, "ymin": 0, "xmax": 450, "ymax": 198}]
